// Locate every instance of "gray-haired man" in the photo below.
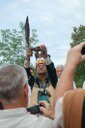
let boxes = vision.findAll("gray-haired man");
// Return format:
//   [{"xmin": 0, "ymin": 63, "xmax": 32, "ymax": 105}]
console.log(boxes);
[{"xmin": 0, "ymin": 64, "xmax": 55, "ymax": 128}]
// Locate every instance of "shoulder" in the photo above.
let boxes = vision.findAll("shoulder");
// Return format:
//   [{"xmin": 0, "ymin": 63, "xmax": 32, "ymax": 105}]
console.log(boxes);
[
  {"xmin": 37, "ymin": 116, "xmax": 54, "ymax": 128},
  {"xmin": 27, "ymin": 113, "xmax": 54, "ymax": 128}
]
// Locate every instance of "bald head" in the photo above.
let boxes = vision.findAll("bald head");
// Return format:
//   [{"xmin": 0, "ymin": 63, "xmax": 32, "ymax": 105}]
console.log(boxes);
[{"xmin": 56, "ymin": 65, "xmax": 64, "ymax": 78}]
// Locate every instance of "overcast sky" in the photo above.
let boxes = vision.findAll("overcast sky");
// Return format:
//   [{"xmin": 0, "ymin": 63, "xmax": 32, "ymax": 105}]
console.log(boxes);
[{"xmin": 0, "ymin": 0, "xmax": 85, "ymax": 66}]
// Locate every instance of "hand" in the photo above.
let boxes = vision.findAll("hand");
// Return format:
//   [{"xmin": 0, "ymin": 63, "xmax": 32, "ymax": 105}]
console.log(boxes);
[
  {"xmin": 35, "ymin": 51, "xmax": 40, "ymax": 59},
  {"xmin": 66, "ymin": 42, "xmax": 85, "ymax": 67},
  {"xmin": 39, "ymin": 45, "xmax": 47, "ymax": 58},
  {"xmin": 26, "ymin": 48, "xmax": 33, "ymax": 58},
  {"xmin": 24, "ymin": 59, "xmax": 30, "ymax": 68},
  {"xmin": 39, "ymin": 101, "xmax": 54, "ymax": 119},
  {"xmin": 33, "ymin": 45, "xmax": 47, "ymax": 59}
]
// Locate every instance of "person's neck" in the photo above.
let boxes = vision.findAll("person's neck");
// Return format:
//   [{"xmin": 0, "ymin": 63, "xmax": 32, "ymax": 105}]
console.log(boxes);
[
  {"xmin": 3, "ymin": 103, "xmax": 25, "ymax": 109},
  {"xmin": 38, "ymin": 73, "xmax": 46, "ymax": 82},
  {"xmin": 2, "ymin": 100, "xmax": 27, "ymax": 110}
]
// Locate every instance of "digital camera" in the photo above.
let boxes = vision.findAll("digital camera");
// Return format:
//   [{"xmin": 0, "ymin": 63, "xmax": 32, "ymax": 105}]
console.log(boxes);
[{"xmin": 27, "ymin": 104, "xmax": 43, "ymax": 114}]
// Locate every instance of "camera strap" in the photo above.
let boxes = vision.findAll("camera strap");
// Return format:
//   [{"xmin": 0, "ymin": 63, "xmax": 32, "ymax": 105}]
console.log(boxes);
[{"xmin": 36, "ymin": 76, "xmax": 50, "ymax": 89}]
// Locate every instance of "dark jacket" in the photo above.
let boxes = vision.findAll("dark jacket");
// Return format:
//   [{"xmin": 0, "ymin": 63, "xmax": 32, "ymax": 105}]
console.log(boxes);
[{"xmin": 25, "ymin": 62, "xmax": 58, "ymax": 90}]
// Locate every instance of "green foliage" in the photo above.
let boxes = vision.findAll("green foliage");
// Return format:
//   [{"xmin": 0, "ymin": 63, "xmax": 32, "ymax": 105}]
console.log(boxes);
[
  {"xmin": 0, "ymin": 22, "xmax": 39, "ymax": 66},
  {"xmin": 30, "ymin": 29, "xmax": 39, "ymax": 46},
  {"xmin": 70, "ymin": 25, "xmax": 85, "ymax": 87}
]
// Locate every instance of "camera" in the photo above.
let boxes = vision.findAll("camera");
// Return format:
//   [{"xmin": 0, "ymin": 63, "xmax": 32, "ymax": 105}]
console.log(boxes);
[
  {"xmin": 30, "ymin": 46, "xmax": 41, "ymax": 52},
  {"xmin": 81, "ymin": 46, "xmax": 85, "ymax": 55},
  {"xmin": 27, "ymin": 104, "xmax": 43, "ymax": 114}
]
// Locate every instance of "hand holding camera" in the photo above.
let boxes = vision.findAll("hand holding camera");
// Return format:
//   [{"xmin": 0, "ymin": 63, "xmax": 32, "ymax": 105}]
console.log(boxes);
[
  {"xmin": 27, "ymin": 104, "xmax": 43, "ymax": 114},
  {"xmin": 27, "ymin": 101, "xmax": 54, "ymax": 119},
  {"xmin": 39, "ymin": 101, "xmax": 54, "ymax": 119},
  {"xmin": 30, "ymin": 44, "xmax": 47, "ymax": 59},
  {"xmin": 66, "ymin": 42, "xmax": 85, "ymax": 67}
]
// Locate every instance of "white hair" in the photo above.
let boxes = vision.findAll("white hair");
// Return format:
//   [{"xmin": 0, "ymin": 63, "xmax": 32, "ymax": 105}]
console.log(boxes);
[
  {"xmin": 56, "ymin": 64, "xmax": 64, "ymax": 70},
  {"xmin": 0, "ymin": 64, "xmax": 28, "ymax": 102}
]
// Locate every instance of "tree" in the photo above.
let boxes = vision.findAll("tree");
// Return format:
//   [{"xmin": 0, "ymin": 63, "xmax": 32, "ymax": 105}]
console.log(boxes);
[
  {"xmin": 0, "ymin": 22, "xmax": 39, "ymax": 66},
  {"xmin": 70, "ymin": 25, "xmax": 85, "ymax": 87}
]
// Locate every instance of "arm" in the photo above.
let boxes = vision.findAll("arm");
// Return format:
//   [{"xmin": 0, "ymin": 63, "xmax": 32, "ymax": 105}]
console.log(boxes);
[
  {"xmin": 24, "ymin": 67, "xmax": 35, "ymax": 91},
  {"xmin": 38, "ymin": 44, "xmax": 58, "ymax": 88},
  {"xmin": 54, "ymin": 42, "xmax": 85, "ymax": 106},
  {"xmin": 24, "ymin": 48, "xmax": 35, "ymax": 91},
  {"xmin": 24, "ymin": 48, "xmax": 33, "ymax": 77},
  {"xmin": 46, "ymin": 57, "xmax": 58, "ymax": 88}
]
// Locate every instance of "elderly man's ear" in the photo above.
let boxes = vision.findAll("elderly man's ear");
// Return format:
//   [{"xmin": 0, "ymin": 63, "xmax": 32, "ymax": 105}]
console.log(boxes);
[
  {"xmin": 24, "ymin": 84, "xmax": 28, "ymax": 96},
  {"xmin": 23, "ymin": 84, "xmax": 29, "ymax": 106}
]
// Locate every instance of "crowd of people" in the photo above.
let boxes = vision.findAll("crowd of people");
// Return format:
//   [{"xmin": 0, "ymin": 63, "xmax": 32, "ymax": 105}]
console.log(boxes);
[{"xmin": 0, "ymin": 42, "xmax": 85, "ymax": 128}]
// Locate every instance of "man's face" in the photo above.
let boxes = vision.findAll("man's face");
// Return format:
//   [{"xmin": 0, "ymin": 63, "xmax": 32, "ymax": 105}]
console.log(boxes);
[
  {"xmin": 30, "ymin": 69, "xmax": 34, "ymax": 76},
  {"xmin": 37, "ymin": 63, "xmax": 47, "ymax": 74},
  {"xmin": 24, "ymin": 60, "xmax": 29, "ymax": 68},
  {"xmin": 56, "ymin": 67, "xmax": 63, "ymax": 78}
]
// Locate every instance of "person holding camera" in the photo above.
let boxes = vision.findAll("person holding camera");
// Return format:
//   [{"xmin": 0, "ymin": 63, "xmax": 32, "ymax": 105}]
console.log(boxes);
[
  {"xmin": 53, "ymin": 42, "xmax": 85, "ymax": 128},
  {"xmin": 0, "ymin": 64, "xmax": 55, "ymax": 128}
]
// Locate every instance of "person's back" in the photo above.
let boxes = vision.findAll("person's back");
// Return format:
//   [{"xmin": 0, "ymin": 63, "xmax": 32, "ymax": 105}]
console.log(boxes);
[{"xmin": 0, "ymin": 108, "xmax": 53, "ymax": 128}]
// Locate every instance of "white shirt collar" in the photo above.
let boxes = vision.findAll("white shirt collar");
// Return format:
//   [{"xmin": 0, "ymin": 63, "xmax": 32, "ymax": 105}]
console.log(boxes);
[{"xmin": 0, "ymin": 108, "xmax": 29, "ymax": 118}]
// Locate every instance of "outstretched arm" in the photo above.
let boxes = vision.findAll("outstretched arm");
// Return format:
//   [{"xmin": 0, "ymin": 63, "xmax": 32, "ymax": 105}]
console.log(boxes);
[
  {"xmin": 38, "ymin": 44, "xmax": 58, "ymax": 88},
  {"xmin": 46, "ymin": 59, "xmax": 58, "ymax": 88},
  {"xmin": 54, "ymin": 42, "xmax": 85, "ymax": 106}
]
